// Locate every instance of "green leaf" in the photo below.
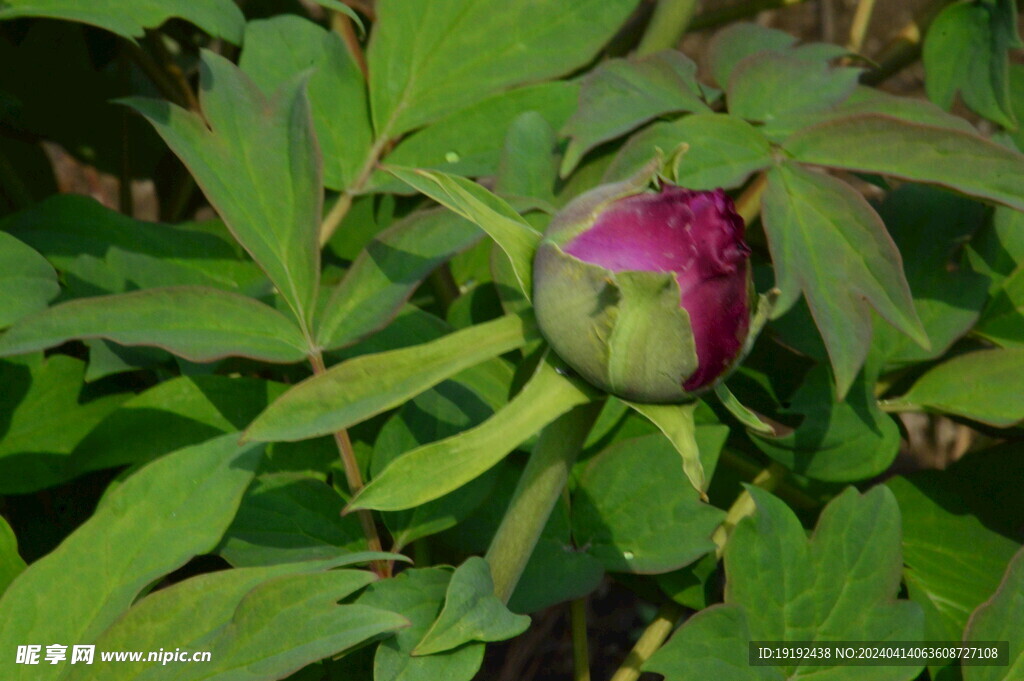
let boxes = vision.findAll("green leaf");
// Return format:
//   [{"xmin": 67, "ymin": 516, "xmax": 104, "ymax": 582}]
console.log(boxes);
[
  {"xmin": 887, "ymin": 474, "xmax": 1019, "ymax": 643},
  {"xmin": 368, "ymin": 82, "xmax": 578, "ymax": 193},
  {"xmin": 154, "ymin": 572, "xmax": 407, "ymax": 681},
  {"xmin": 707, "ymin": 22, "xmax": 797, "ymax": 88},
  {"xmin": 761, "ymin": 86, "xmax": 979, "ymax": 142},
  {"xmin": 977, "ymin": 271, "xmax": 1024, "ymax": 348},
  {"xmin": 762, "ymin": 162, "xmax": 927, "ymax": 398},
  {"xmin": 0, "ymin": 517, "xmax": 25, "ymax": 597},
  {"xmin": 367, "ymin": 0, "xmax": 640, "ymax": 137},
  {"xmin": 125, "ymin": 51, "xmax": 322, "ymax": 328},
  {"xmin": 0, "ymin": 355, "xmax": 128, "ymax": 494},
  {"xmin": 348, "ymin": 354, "xmax": 595, "ymax": 512},
  {"xmin": 728, "ymin": 51, "xmax": 861, "ymax": 123},
  {"xmin": 63, "ymin": 554, "xmax": 401, "ymax": 681},
  {"xmin": 627, "ymin": 401, "xmax": 719, "ymax": 496},
  {"xmin": 560, "ymin": 50, "xmax": 712, "ymax": 176},
  {"xmin": 357, "ymin": 568, "xmax": 485, "ymax": 681},
  {"xmin": 0, "ymin": 433, "xmax": 262, "ymax": 681},
  {"xmin": 713, "ymin": 382, "xmax": 774, "ymax": 435},
  {"xmin": 871, "ymin": 184, "xmax": 989, "ymax": 365},
  {"xmin": 385, "ymin": 166, "xmax": 540, "ymax": 299},
  {"xmin": 310, "ymin": 0, "xmax": 364, "ymax": 31},
  {"xmin": 434, "ymin": 463, "xmax": 604, "ymax": 614},
  {"xmin": 606, "ymin": 270, "xmax": 698, "ymax": 403},
  {"xmin": 240, "ymin": 15, "xmax": 372, "ymax": 192},
  {"xmin": 71, "ymin": 375, "xmax": 285, "ymax": 474},
  {"xmin": 651, "ymin": 487, "xmax": 922, "ymax": 680},
  {"xmin": 893, "ymin": 348, "xmax": 1024, "ymax": 427},
  {"xmin": 509, "ymin": 534, "xmax": 604, "ymax": 614},
  {"xmin": 373, "ymin": 375, "xmax": 510, "ymax": 549},
  {"xmin": 496, "ymin": 112, "xmax": 560, "ymax": 207},
  {"xmin": 1, "ymin": 195, "xmax": 267, "ymax": 297},
  {"xmin": 924, "ymin": 0, "xmax": 1020, "ymax": 129},
  {"xmin": 572, "ymin": 433, "xmax": 726, "ymax": 574},
  {"xmin": 219, "ymin": 473, "xmax": 369, "ymax": 567},
  {"xmin": 967, "ymin": 203, "xmax": 1024, "ymax": 295},
  {"xmin": 605, "ymin": 114, "xmax": 773, "ymax": 190},
  {"xmin": 731, "ymin": 487, "xmax": 921, "ymax": 651},
  {"xmin": 0, "ymin": 231, "xmax": 58, "ymax": 328},
  {"xmin": 0, "ymin": 0, "xmax": 244, "ymax": 43},
  {"xmin": 645, "ymin": 605, "xmax": 781, "ymax": 681},
  {"xmin": 316, "ymin": 208, "xmax": 482, "ymax": 351},
  {"xmin": 964, "ymin": 546, "xmax": 1024, "ymax": 681},
  {"xmin": 0, "ymin": 286, "xmax": 309, "ymax": 363},
  {"xmin": 752, "ymin": 363, "xmax": 900, "ymax": 482},
  {"xmin": 246, "ymin": 313, "xmax": 538, "ymax": 442},
  {"xmin": 414, "ymin": 557, "xmax": 530, "ymax": 656},
  {"xmin": 784, "ymin": 114, "xmax": 1024, "ymax": 212}
]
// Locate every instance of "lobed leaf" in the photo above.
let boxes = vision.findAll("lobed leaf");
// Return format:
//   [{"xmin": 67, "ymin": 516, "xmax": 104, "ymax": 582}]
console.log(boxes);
[
  {"xmin": 784, "ymin": 114, "xmax": 1024, "ymax": 212},
  {"xmin": 606, "ymin": 113, "xmax": 773, "ymax": 191},
  {"xmin": 572, "ymin": 433, "xmax": 726, "ymax": 574},
  {"xmin": 0, "ymin": 434, "xmax": 263, "ymax": 681},
  {"xmin": 707, "ymin": 22, "xmax": 797, "ymax": 88},
  {"xmin": 560, "ymin": 50, "xmax": 712, "ymax": 176},
  {"xmin": 728, "ymin": 51, "xmax": 861, "ymax": 123},
  {"xmin": 357, "ymin": 568, "xmax": 485, "ymax": 681},
  {"xmin": 367, "ymin": 0, "xmax": 640, "ymax": 137},
  {"xmin": 762, "ymin": 162, "xmax": 927, "ymax": 398},
  {"xmin": 650, "ymin": 487, "xmax": 923, "ymax": 680},
  {"xmin": 414, "ymin": 557, "xmax": 530, "ymax": 656},
  {"xmin": 125, "ymin": 51, "xmax": 322, "ymax": 328},
  {"xmin": 240, "ymin": 15, "xmax": 372, "ymax": 192},
  {"xmin": 923, "ymin": 0, "xmax": 1020, "ymax": 129}
]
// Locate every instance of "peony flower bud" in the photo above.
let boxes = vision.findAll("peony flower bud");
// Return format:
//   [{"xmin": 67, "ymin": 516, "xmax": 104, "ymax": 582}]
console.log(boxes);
[{"xmin": 533, "ymin": 177, "xmax": 751, "ymax": 403}]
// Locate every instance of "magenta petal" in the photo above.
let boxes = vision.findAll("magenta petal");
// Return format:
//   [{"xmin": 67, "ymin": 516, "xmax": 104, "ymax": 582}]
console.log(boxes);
[{"xmin": 564, "ymin": 186, "xmax": 751, "ymax": 391}]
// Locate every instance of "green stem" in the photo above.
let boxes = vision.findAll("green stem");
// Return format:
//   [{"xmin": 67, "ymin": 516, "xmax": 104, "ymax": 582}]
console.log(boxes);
[
  {"xmin": 309, "ymin": 352, "xmax": 388, "ymax": 577},
  {"xmin": 571, "ymin": 598, "xmax": 591, "ymax": 681},
  {"xmin": 860, "ymin": 0, "xmax": 954, "ymax": 86},
  {"xmin": 609, "ymin": 601, "xmax": 683, "ymax": 681},
  {"xmin": 486, "ymin": 401, "xmax": 603, "ymax": 603},
  {"xmin": 712, "ymin": 462, "xmax": 785, "ymax": 558},
  {"xmin": 318, "ymin": 134, "xmax": 391, "ymax": 246},
  {"xmin": 847, "ymin": 0, "xmax": 878, "ymax": 51},
  {"xmin": 635, "ymin": 0, "xmax": 700, "ymax": 56}
]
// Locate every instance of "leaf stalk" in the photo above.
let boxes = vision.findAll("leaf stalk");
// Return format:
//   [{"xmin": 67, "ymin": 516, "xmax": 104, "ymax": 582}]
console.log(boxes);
[
  {"xmin": 608, "ymin": 601, "xmax": 683, "ymax": 681},
  {"xmin": 485, "ymin": 401, "xmax": 603, "ymax": 603},
  {"xmin": 309, "ymin": 351, "xmax": 388, "ymax": 577}
]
